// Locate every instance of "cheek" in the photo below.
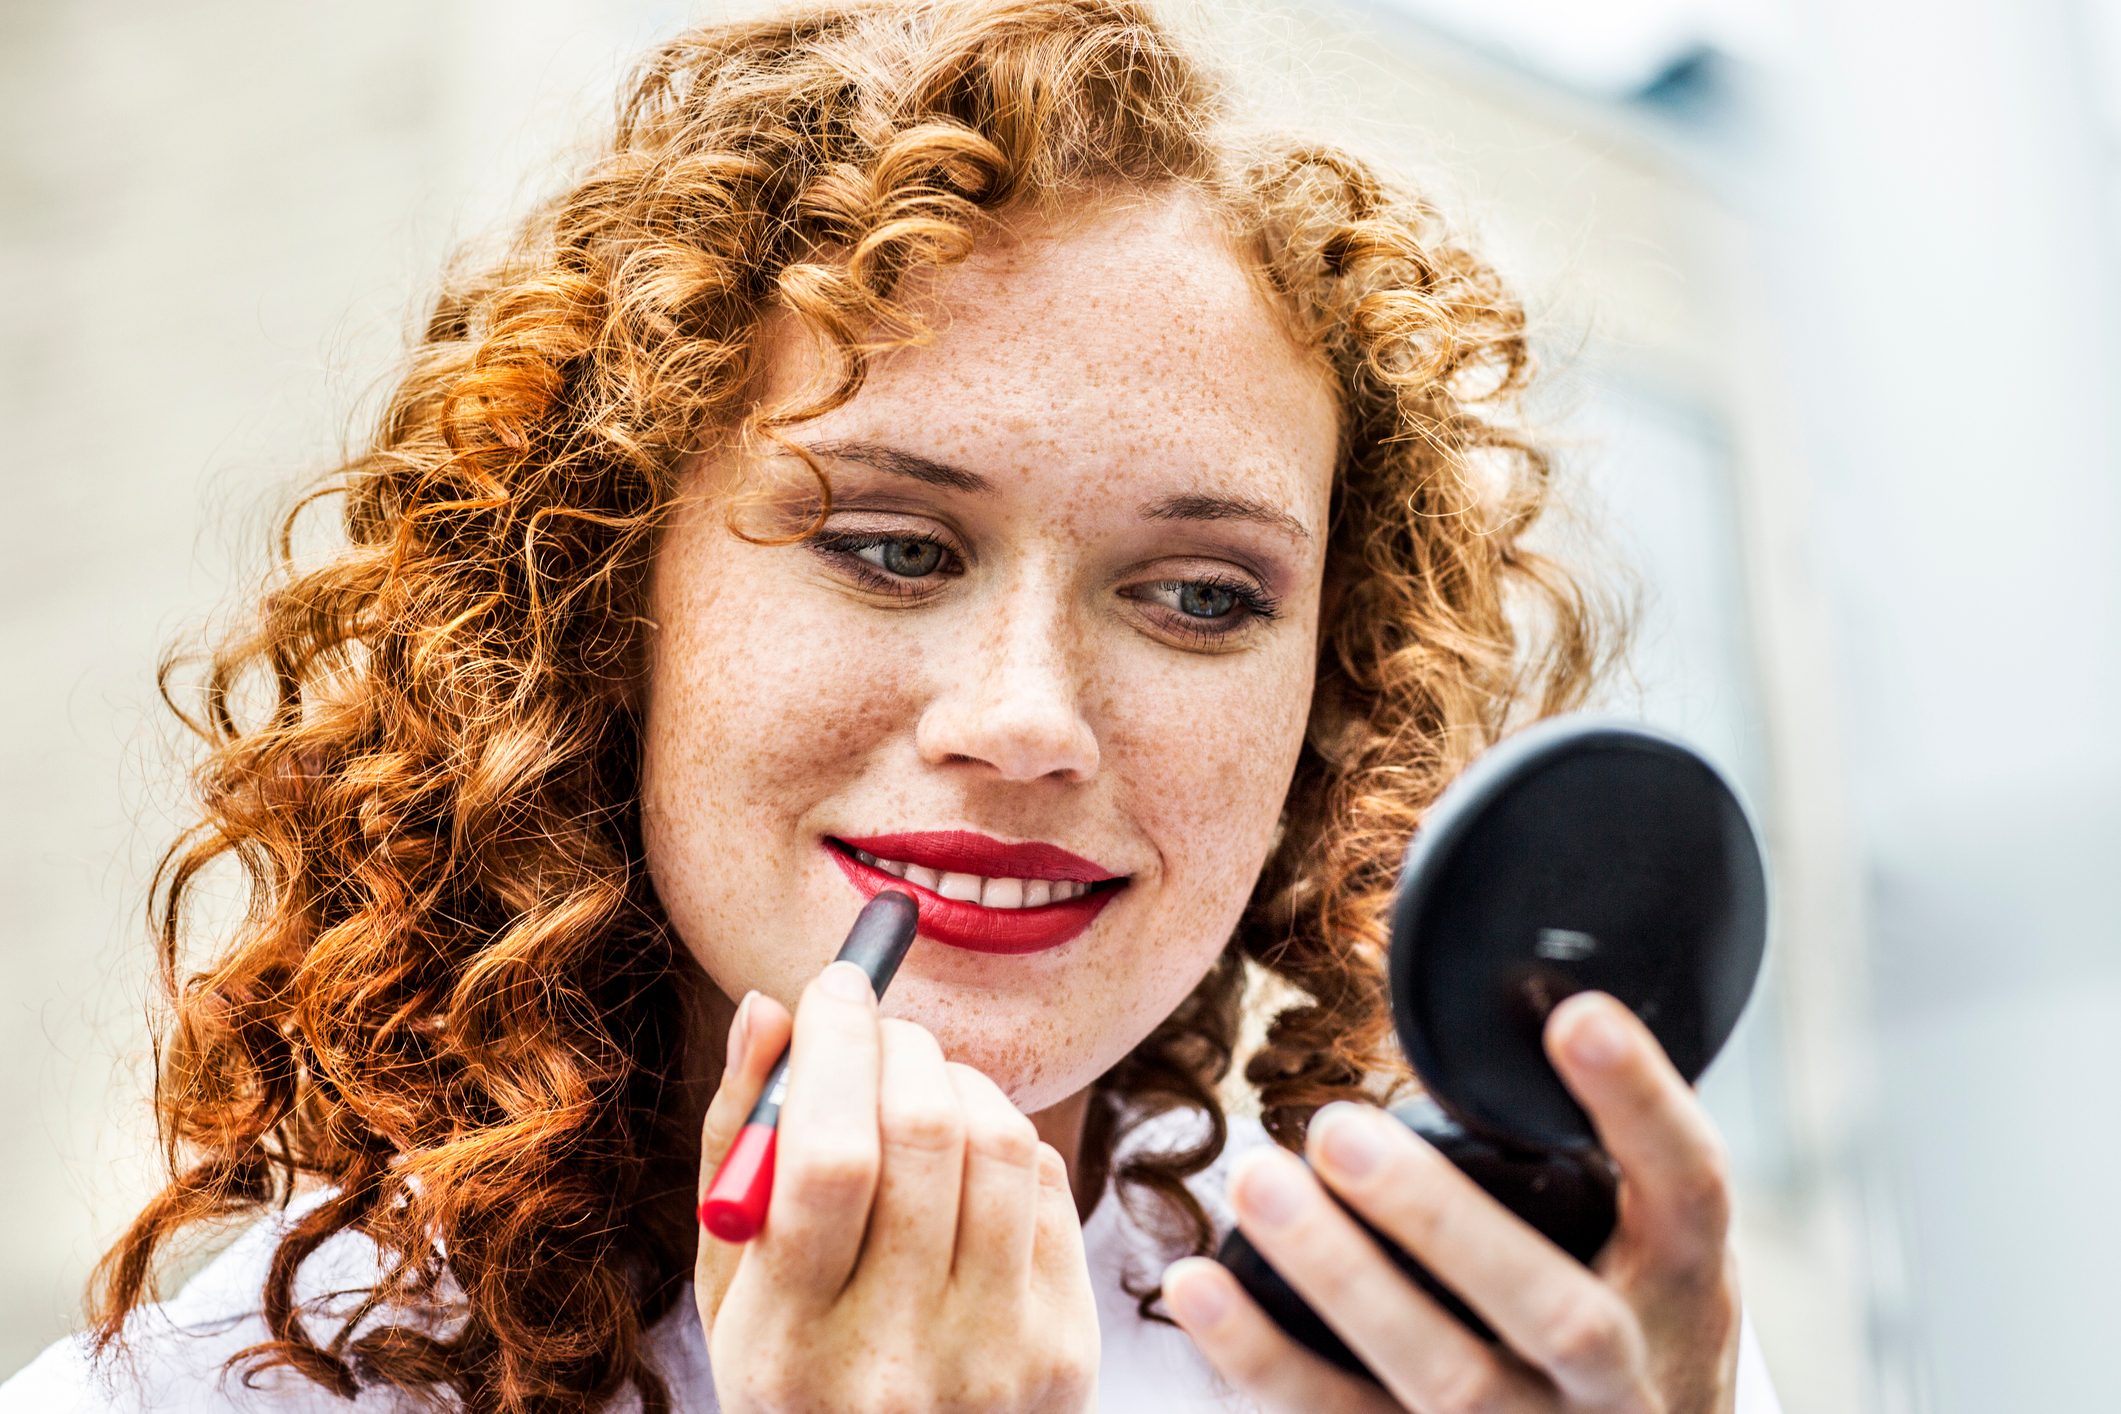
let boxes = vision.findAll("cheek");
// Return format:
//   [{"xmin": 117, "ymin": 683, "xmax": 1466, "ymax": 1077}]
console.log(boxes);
[
  {"xmin": 944, "ymin": 645, "xmax": 1314, "ymax": 1111},
  {"xmin": 638, "ymin": 527, "xmax": 920, "ymax": 993},
  {"xmin": 637, "ymin": 508, "xmax": 1318, "ymax": 1112},
  {"xmin": 1118, "ymin": 644, "xmax": 1315, "ymax": 911}
]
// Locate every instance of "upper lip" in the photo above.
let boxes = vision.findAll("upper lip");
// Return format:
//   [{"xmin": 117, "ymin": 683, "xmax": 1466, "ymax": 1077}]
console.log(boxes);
[{"xmin": 832, "ymin": 830, "xmax": 1125, "ymax": 884}]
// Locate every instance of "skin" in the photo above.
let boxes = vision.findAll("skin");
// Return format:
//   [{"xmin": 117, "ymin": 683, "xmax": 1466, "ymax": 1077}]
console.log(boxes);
[
  {"xmin": 1163, "ymin": 991, "xmax": 1745, "ymax": 1413},
  {"xmin": 641, "ymin": 185, "xmax": 1339, "ymax": 1151},
  {"xmin": 642, "ymin": 186, "xmax": 1745, "ymax": 1412}
]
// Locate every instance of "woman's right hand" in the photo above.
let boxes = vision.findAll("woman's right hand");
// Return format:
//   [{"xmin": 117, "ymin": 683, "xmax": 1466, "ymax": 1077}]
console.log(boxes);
[{"xmin": 694, "ymin": 961, "xmax": 1101, "ymax": 1413}]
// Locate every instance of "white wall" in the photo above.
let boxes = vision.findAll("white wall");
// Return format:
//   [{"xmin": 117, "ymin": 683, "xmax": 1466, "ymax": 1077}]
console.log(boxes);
[
  {"xmin": 1767, "ymin": 0, "xmax": 2121, "ymax": 1406},
  {"xmin": 0, "ymin": 0, "xmax": 689, "ymax": 1368}
]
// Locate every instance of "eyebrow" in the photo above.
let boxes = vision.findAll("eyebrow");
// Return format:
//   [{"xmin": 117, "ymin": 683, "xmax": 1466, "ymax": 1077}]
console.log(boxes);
[{"xmin": 800, "ymin": 437, "xmax": 1314, "ymax": 546}]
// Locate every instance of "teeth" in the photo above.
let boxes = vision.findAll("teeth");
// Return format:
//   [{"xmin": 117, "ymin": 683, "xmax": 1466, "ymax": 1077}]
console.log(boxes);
[
  {"xmin": 845, "ymin": 845, "xmax": 1108, "ymax": 910},
  {"xmin": 936, "ymin": 871, "xmax": 984, "ymax": 902}
]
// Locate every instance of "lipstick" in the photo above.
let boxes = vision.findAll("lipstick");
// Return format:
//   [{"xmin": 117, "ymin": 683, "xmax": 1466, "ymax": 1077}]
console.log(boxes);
[
  {"xmin": 823, "ymin": 832, "xmax": 1128, "ymax": 955},
  {"xmin": 697, "ymin": 888, "xmax": 920, "ymax": 1243}
]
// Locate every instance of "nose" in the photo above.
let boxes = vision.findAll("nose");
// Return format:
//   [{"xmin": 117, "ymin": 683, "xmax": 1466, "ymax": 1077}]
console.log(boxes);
[{"xmin": 915, "ymin": 573, "xmax": 1100, "ymax": 783}]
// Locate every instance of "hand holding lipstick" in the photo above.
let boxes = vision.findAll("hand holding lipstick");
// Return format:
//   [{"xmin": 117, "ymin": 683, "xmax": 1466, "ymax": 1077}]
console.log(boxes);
[{"xmin": 692, "ymin": 901, "xmax": 1101, "ymax": 1412}]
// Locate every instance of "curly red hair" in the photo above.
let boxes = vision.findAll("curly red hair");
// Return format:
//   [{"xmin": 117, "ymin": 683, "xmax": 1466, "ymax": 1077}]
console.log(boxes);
[{"xmin": 91, "ymin": 2, "xmax": 1620, "ymax": 1410}]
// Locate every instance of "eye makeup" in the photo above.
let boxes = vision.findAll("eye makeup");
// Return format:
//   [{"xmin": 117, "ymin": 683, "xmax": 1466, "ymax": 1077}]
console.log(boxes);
[
  {"xmin": 808, "ymin": 527, "xmax": 968, "ymax": 586},
  {"xmin": 804, "ymin": 526, "xmax": 1283, "ymax": 642}
]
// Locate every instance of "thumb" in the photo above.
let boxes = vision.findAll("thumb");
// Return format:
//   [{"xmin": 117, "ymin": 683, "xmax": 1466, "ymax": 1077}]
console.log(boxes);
[{"xmin": 695, "ymin": 990, "xmax": 794, "ymax": 1319}]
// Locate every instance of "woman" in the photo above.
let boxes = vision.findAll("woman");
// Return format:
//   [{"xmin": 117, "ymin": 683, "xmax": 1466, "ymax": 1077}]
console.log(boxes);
[{"xmin": 4, "ymin": 1, "xmax": 1781, "ymax": 1410}]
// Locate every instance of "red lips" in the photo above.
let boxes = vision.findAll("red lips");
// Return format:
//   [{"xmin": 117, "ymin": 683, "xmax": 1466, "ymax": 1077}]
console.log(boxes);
[
  {"xmin": 836, "ymin": 830, "xmax": 1121, "ymax": 883},
  {"xmin": 824, "ymin": 831, "xmax": 1128, "ymax": 955}
]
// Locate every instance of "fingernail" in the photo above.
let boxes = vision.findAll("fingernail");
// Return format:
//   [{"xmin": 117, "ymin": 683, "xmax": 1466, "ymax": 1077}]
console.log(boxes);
[
  {"xmin": 725, "ymin": 991, "xmax": 755, "ymax": 1073},
  {"xmin": 1234, "ymin": 1151, "xmax": 1306, "ymax": 1229},
  {"xmin": 1570, "ymin": 1003, "xmax": 1626, "ymax": 1069},
  {"xmin": 1163, "ymin": 1260, "xmax": 1231, "ymax": 1329},
  {"xmin": 1315, "ymin": 1101, "xmax": 1383, "ymax": 1179},
  {"xmin": 818, "ymin": 960, "xmax": 873, "ymax": 1004}
]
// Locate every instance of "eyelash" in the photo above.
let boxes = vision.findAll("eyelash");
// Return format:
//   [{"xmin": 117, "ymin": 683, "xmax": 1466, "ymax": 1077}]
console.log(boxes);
[{"xmin": 807, "ymin": 528, "xmax": 1283, "ymax": 645}]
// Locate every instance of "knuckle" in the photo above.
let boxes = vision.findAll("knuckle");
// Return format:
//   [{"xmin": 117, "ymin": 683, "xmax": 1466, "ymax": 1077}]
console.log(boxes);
[
  {"xmin": 785, "ymin": 1139, "xmax": 878, "ymax": 1203},
  {"xmin": 1028, "ymin": 1345, "xmax": 1098, "ymax": 1406},
  {"xmin": 969, "ymin": 1358, "xmax": 1062, "ymax": 1412},
  {"xmin": 880, "ymin": 1096, "xmax": 964, "ymax": 1155},
  {"xmin": 1427, "ymin": 1361, "xmax": 1509, "ymax": 1414},
  {"xmin": 1678, "ymin": 1247, "xmax": 1744, "ymax": 1345},
  {"xmin": 966, "ymin": 1109, "xmax": 1040, "ymax": 1166},
  {"xmin": 1701, "ymin": 1270, "xmax": 1741, "ymax": 1350},
  {"xmin": 862, "ymin": 1390, "xmax": 925, "ymax": 1414},
  {"xmin": 1662, "ymin": 1136, "xmax": 1730, "ymax": 1246},
  {"xmin": 1676, "ymin": 1137, "xmax": 1736, "ymax": 1232},
  {"xmin": 1541, "ymin": 1290, "xmax": 1631, "ymax": 1388},
  {"xmin": 945, "ymin": 1375, "xmax": 1009, "ymax": 1412}
]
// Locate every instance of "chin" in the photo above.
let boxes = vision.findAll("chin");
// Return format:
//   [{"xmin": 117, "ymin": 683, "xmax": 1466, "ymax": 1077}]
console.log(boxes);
[{"xmin": 881, "ymin": 984, "xmax": 1103, "ymax": 1115}]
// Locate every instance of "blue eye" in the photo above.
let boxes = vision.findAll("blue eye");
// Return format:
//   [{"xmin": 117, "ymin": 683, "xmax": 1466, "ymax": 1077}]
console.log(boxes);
[
  {"xmin": 1177, "ymin": 582, "xmax": 1239, "ymax": 618},
  {"xmin": 809, "ymin": 529, "xmax": 962, "ymax": 585},
  {"xmin": 1129, "ymin": 575, "xmax": 1282, "ymax": 644},
  {"xmin": 872, "ymin": 537, "xmax": 945, "ymax": 576},
  {"xmin": 805, "ymin": 528, "xmax": 1281, "ymax": 646}
]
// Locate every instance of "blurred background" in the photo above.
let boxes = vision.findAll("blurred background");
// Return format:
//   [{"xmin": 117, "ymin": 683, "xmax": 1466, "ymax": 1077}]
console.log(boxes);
[{"xmin": 4, "ymin": 0, "xmax": 2117, "ymax": 1408}]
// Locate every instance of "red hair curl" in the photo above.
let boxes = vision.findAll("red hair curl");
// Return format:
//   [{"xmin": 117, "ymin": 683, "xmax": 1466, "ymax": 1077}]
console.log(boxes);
[{"xmin": 91, "ymin": 2, "xmax": 1621, "ymax": 1410}]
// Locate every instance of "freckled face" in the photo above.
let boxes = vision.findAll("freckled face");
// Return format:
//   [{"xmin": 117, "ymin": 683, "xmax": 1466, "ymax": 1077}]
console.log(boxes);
[{"xmin": 640, "ymin": 189, "xmax": 1341, "ymax": 1111}]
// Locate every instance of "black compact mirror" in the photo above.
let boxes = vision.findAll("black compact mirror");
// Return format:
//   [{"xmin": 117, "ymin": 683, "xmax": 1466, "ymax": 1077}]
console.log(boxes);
[{"xmin": 1214, "ymin": 716, "xmax": 1770, "ymax": 1377}]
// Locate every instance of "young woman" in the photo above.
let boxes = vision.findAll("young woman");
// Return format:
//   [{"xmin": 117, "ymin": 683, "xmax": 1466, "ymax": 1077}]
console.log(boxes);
[{"xmin": 4, "ymin": 1, "xmax": 1781, "ymax": 1410}]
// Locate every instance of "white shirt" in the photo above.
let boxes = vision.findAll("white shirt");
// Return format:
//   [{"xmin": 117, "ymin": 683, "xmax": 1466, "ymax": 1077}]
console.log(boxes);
[{"xmin": 2, "ymin": 1113, "xmax": 1780, "ymax": 1412}]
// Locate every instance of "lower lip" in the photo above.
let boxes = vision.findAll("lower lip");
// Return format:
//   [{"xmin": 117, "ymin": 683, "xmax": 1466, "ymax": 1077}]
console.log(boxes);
[{"xmin": 823, "ymin": 840, "xmax": 1125, "ymax": 955}]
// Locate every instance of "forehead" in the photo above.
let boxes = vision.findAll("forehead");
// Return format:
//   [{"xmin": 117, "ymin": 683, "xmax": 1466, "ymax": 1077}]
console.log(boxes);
[{"xmin": 753, "ymin": 188, "xmax": 1341, "ymax": 518}]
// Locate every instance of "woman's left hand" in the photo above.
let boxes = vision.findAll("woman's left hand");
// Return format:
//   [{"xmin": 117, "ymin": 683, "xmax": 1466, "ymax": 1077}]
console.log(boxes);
[{"xmin": 1163, "ymin": 990, "xmax": 1741, "ymax": 1414}]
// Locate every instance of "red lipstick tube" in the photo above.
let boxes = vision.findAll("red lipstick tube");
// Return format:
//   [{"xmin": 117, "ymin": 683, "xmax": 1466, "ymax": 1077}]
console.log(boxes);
[{"xmin": 698, "ymin": 889, "xmax": 920, "ymax": 1242}]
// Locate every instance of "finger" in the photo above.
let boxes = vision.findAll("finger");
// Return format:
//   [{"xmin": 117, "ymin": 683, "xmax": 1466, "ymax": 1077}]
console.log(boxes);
[
  {"xmin": 1305, "ymin": 1103, "xmax": 1656, "ymax": 1406},
  {"xmin": 1232, "ymin": 1140, "xmax": 1559, "ymax": 1411},
  {"xmin": 852, "ymin": 1018, "xmax": 964, "ymax": 1297},
  {"xmin": 1545, "ymin": 991, "xmax": 1734, "ymax": 1284},
  {"xmin": 751, "ymin": 960, "xmax": 883, "ymax": 1301},
  {"xmin": 1161, "ymin": 1256, "xmax": 1402, "ymax": 1414},
  {"xmin": 695, "ymin": 991, "xmax": 793, "ymax": 1315},
  {"xmin": 944, "ymin": 1061, "xmax": 1041, "ymax": 1304},
  {"xmin": 698, "ymin": 991, "xmax": 795, "ymax": 1194},
  {"xmin": 1028, "ymin": 1140, "xmax": 1094, "ymax": 1310}
]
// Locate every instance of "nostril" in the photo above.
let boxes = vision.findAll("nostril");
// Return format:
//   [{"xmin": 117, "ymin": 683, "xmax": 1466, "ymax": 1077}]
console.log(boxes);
[{"xmin": 913, "ymin": 693, "xmax": 1100, "ymax": 783}]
